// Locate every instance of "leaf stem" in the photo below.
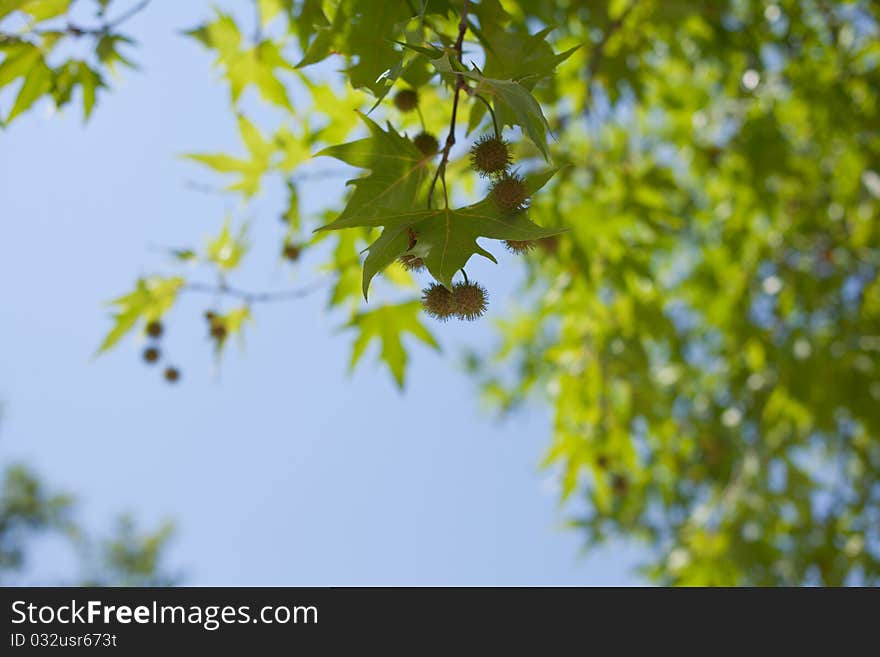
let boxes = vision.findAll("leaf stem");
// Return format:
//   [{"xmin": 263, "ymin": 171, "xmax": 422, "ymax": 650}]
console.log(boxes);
[{"xmin": 474, "ymin": 93, "xmax": 500, "ymax": 138}]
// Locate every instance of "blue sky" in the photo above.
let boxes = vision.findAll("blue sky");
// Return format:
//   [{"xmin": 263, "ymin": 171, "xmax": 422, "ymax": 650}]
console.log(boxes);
[{"xmin": 0, "ymin": 1, "xmax": 642, "ymax": 585}]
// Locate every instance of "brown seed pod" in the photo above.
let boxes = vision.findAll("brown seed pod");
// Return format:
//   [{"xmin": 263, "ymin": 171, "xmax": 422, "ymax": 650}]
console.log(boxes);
[
  {"xmin": 393, "ymin": 89, "xmax": 418, "ymax": 112},
  {"xmin": 421, "ymin": 283, "xmax": 455, "ymax": 321},
  {"xmin": 210, "ymin": 323, "xmax": 228, "ymax": 340},
  {"xmin": 163, "ymin": 366, "xmax": 180, "ymax": 383},
  {"xmin": 145, "ymin": 320, "xmax": 163, "ymax": 339},
  {"xmin": 596, "ymin": 454, "xmax": 609, "ymax": 470},
  {"xmin": 413, "ymin": 132, "xmax": 439, "ymax": 157},
  {"xmin": 282, "ymin": 243, "xmax": 301, "ymax": 261},
  {"xmin": 470, "ymin": 135, "xmax": 512, "ymax": 177},
  {"xmin": 451, "ymin": 281, "xmax": 488, "ymax": 321},
  {"xmin": 490, "ymin": 173, "xmax": 529, "ymax": 213},
  {"xmin": 399, "ymin": 255, "xmax": 426, "ymax": 272},
  {"xmin": 504, "ymin": 240, "xmax": 535, "ymax": 254},
  {"xmin": 611, "ymin": 473, "xmax": 629, "ymax": 495},
  {"xmin": 143, "ymin": 347, "xmax": 160, "ymax": 364},
  {"xmin": 204, "ymin": 310, "xmax": 216, "ymax": 321}
]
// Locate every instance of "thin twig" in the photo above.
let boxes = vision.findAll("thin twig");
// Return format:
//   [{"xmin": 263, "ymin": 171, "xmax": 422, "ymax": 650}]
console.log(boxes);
[
  {"xmin": 21, "ymin": 0, "xmax": 150, "ymax": 38},
  {"xmin": 182, "ymin": 279, "xmax": 327, "ymax": 305},
  {"xmin": 427, "ymin": 0, "xmax": 470, "ymax": 209}
]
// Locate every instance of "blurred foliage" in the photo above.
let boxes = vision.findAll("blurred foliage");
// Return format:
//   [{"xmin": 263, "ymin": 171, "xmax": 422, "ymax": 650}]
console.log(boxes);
[
  {"xmin": 3, "ymin": 0, "xmax": 880, "ymax": 585},
  {"xmin": 0, "ymin": 463, "xmax": 178, "ymax": 585}
]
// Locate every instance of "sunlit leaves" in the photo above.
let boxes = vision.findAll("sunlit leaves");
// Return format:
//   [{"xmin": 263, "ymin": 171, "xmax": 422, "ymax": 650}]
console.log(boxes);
[
  {"xmin": 186, "ymin": 11, "xmax": 294, "ymax": 110},
  {"xmin": 206, "ymin": 218, "xmax": 249, "ymax": 272},
  {"xmin": 98, "ymin": 277, "xmax": 184, "ymax": 354},
  {"xmin": 185, "ymin": 115, "xmax": 274, "ymax": 197},
  {"xmin": 346, "ymin": 301, "xmax": 438, "ymax": 387}
]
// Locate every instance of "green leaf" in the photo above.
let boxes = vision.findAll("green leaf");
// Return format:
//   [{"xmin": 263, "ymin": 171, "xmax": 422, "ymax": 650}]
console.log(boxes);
[
  {"xmin": 0, "ymin": 43, "xmax": 41, "ymax": 89},
  {"xmin": 77, "ymin": 64, "xmax": 102, "ymax": 120},
  {"xmin": 315, "ymin": 112, "xmax": 430, "ymax": 226},
  {"xmin": 6, "ymin": 59, "xmax": 51, "ymax": 123},
  {"xmin": 340, "ymin": 168, "xmax": 564, "ymax": 290},
  {"xmin": 97, "ymin": 277, "xmax": 184, "ymax": 354},
  {"xmin": 361, "ymin": 224, "xmax": 411, "ymax": 299},
  {"xmin": 206, "ymin": 218, "xmax": 249, "ymax": 272},
  {"xmin": 346, "ymin": 301, "xmax": 438, "ymax": 387},
  {"xmin": 21, "ymin": 0, "xmax": 68, "ymax": 20},
  {"xmin": 432, "ymin": 54, "xmax": 554, "ymax": 159}
]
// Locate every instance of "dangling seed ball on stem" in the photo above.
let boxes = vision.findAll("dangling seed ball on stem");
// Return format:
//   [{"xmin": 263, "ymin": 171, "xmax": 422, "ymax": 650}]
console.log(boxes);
[
  {"xmin": 393, "ymin": 88, "xmax": 418, "ymax": 112},
  {"xmin": 421, "ymin": 283, "xmax": 455, "ymax": 321},
  {"xmin": 491, "ymin": 173, "xmax": 529, "ymax": 213},
  {"xmin": 470, "ymin": 135, "xmax": 512, "ymax": 177},
  {"xmin": 451, "ymin": 281, "xmax": 488, "ymax": 321},
  {"xmin": 164, "ymin": 366, "xmax": 180, "ymax": 383},
  {"xmin": 282, "ymin": 242, "xmax": 301, "ymax": 261},
  {"xmin": 143, "ymin": 346, "xmax": 160, "ymax": 364},
  {"xmin": 145, "ymin": 320, "xmax": 163, "ymax": 338},
  {"xmin": 504, "ymin": 240, "xmax": 535, "ymax": 254},
  {"xmin": 413, "ymin": 132, "xmax": 439, "ymax": 157}
]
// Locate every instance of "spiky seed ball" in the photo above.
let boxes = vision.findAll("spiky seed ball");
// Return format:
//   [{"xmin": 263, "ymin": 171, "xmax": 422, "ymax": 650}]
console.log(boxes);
[
  {"xmin": 612, "ymin": 473, "xmax": 629, "ymax": 495},
  {"xmin": 504, "ymin": 240, "xmax": 535, "ymax": 254},
  {"xmin": 210, "ymin": 323, "xmax": 227, "ymax": 340},
  {"xmin": 451, "ymin": 281, "xmax": 488, "ymax": 321},
  {"xmin": 204, "ymin": 310, "xmax": 216, "ymax": 321},
  {"xmin": 470, "ymin": 135, "xmax": 512, "ymax": 177},
  {"xmin": 399, "ymin": 255, "xmax": 425, "ymax": 272},
  {"xmin": 596, "ymin": 454, "xmax": 609, "ymax": 470},
  {"xmin": 413, "ymin": 132, "xmax": 439, "ymax": 157},
  {"xmin": 164, "ymin": 366, "xmax": 180, "ymax": 383},
  {"xmin": 393, "ymin": 89, "xmax": 418, "ymax": 112},
  {"xmin": 143, "ymin": 347, "xmax": 160, "ymax": 364},
  {"xmin": 145, "ymin": 320, "xmax": 163, "ymax": 338},
  {"xmin": 421, "ymin": 283, "xmax": 455, "ymax": 321},
  {"xmin": 491, "ymin": 173, "xmax": 529, "ymax": 213},
  {"xmin": 282, "ymin": 243, "xmax": 301, "ymax": 261}
]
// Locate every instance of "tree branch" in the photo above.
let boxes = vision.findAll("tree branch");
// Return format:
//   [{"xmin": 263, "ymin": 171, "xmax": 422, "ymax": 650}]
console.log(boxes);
[
  {"xmin": 181, "ymin": 279, "xmax": 327, "ymax": 305},
  {"xmin": 427, "ymin": 0, "xmax": 470, "ymax": 209}
]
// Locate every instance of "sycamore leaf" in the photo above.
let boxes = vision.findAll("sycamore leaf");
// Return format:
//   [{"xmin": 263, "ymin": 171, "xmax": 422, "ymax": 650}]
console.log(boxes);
[
  {"xmin": 185, "ymin": 115, "xmax": 272, "ymax": 196},
  {"xmin": 187, "ymin": 13, "xmax": 293, "ymax": 109},
  {"xmin": 210, "ymin": 305, "xmax": 252, "ymax": 357},
  {"xmin": 206, "ymin": 218, "xmax": 249, "ymax": 272},
  {"xmin": 78, "ymin": 64, "xmax": 103, "ymax": 119},
  {"xmin": 347, "ymin": 168, "xmax": 564, "ymax": 291},
  {"xmin": 0, "ymin": 43, "xmax": 41, "ymax": 90},
  {"xmin": 315, "ymin": 112, "xmax": 430, "ymax": 226},
  {"xmin": 2, "ymin": 0, "xmax": 69, "ymax": 21},
  {"xmin": 468, "ymin": 27, "xmax": 579, "ymax": 134},
  {"xmin": 361, "ymin": 224, "xmax": 410, "ymax": 299},
  {"xmin": 5, "ymin": 58, "xmax": 51, "ymax": 123},
  {"xmin": 97, "ymin": 276, "xmax": 184, "ymax": 354},
  {"xmin": 432, "ymin": 54, "xmax": 554, "ymax": 159},
  {"xmin": 346, "ymin": 301, "xmax": 438, "ymax": 387}
]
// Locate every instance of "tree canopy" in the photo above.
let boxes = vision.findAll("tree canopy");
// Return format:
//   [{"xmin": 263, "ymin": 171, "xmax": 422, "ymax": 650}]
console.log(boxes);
[{"xmin": 2, "ymin": 0, "xmax": 879, "ymax": 585}]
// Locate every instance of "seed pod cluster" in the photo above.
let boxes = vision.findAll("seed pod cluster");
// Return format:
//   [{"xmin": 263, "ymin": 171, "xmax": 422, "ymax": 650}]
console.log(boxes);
[
  {"xmin": 421, "ymin": 282, "xmax": 488, "ymax": 321},
  {"xmin": 140, "ymin": 319, "xmax": 181, "ymax": 384}
]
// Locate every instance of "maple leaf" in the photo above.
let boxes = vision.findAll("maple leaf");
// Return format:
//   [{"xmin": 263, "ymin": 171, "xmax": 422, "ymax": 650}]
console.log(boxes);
[
  {"xmin": 346, "ymin": 301, "xmax": 439, "ymax": 387},
  {"xmin": 315, "ymin": 112, "xmax": 431, "ymax": 226},
  {"xmin": 356, "ymin": 168, "xmax": 566, "ymax": 295}
]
